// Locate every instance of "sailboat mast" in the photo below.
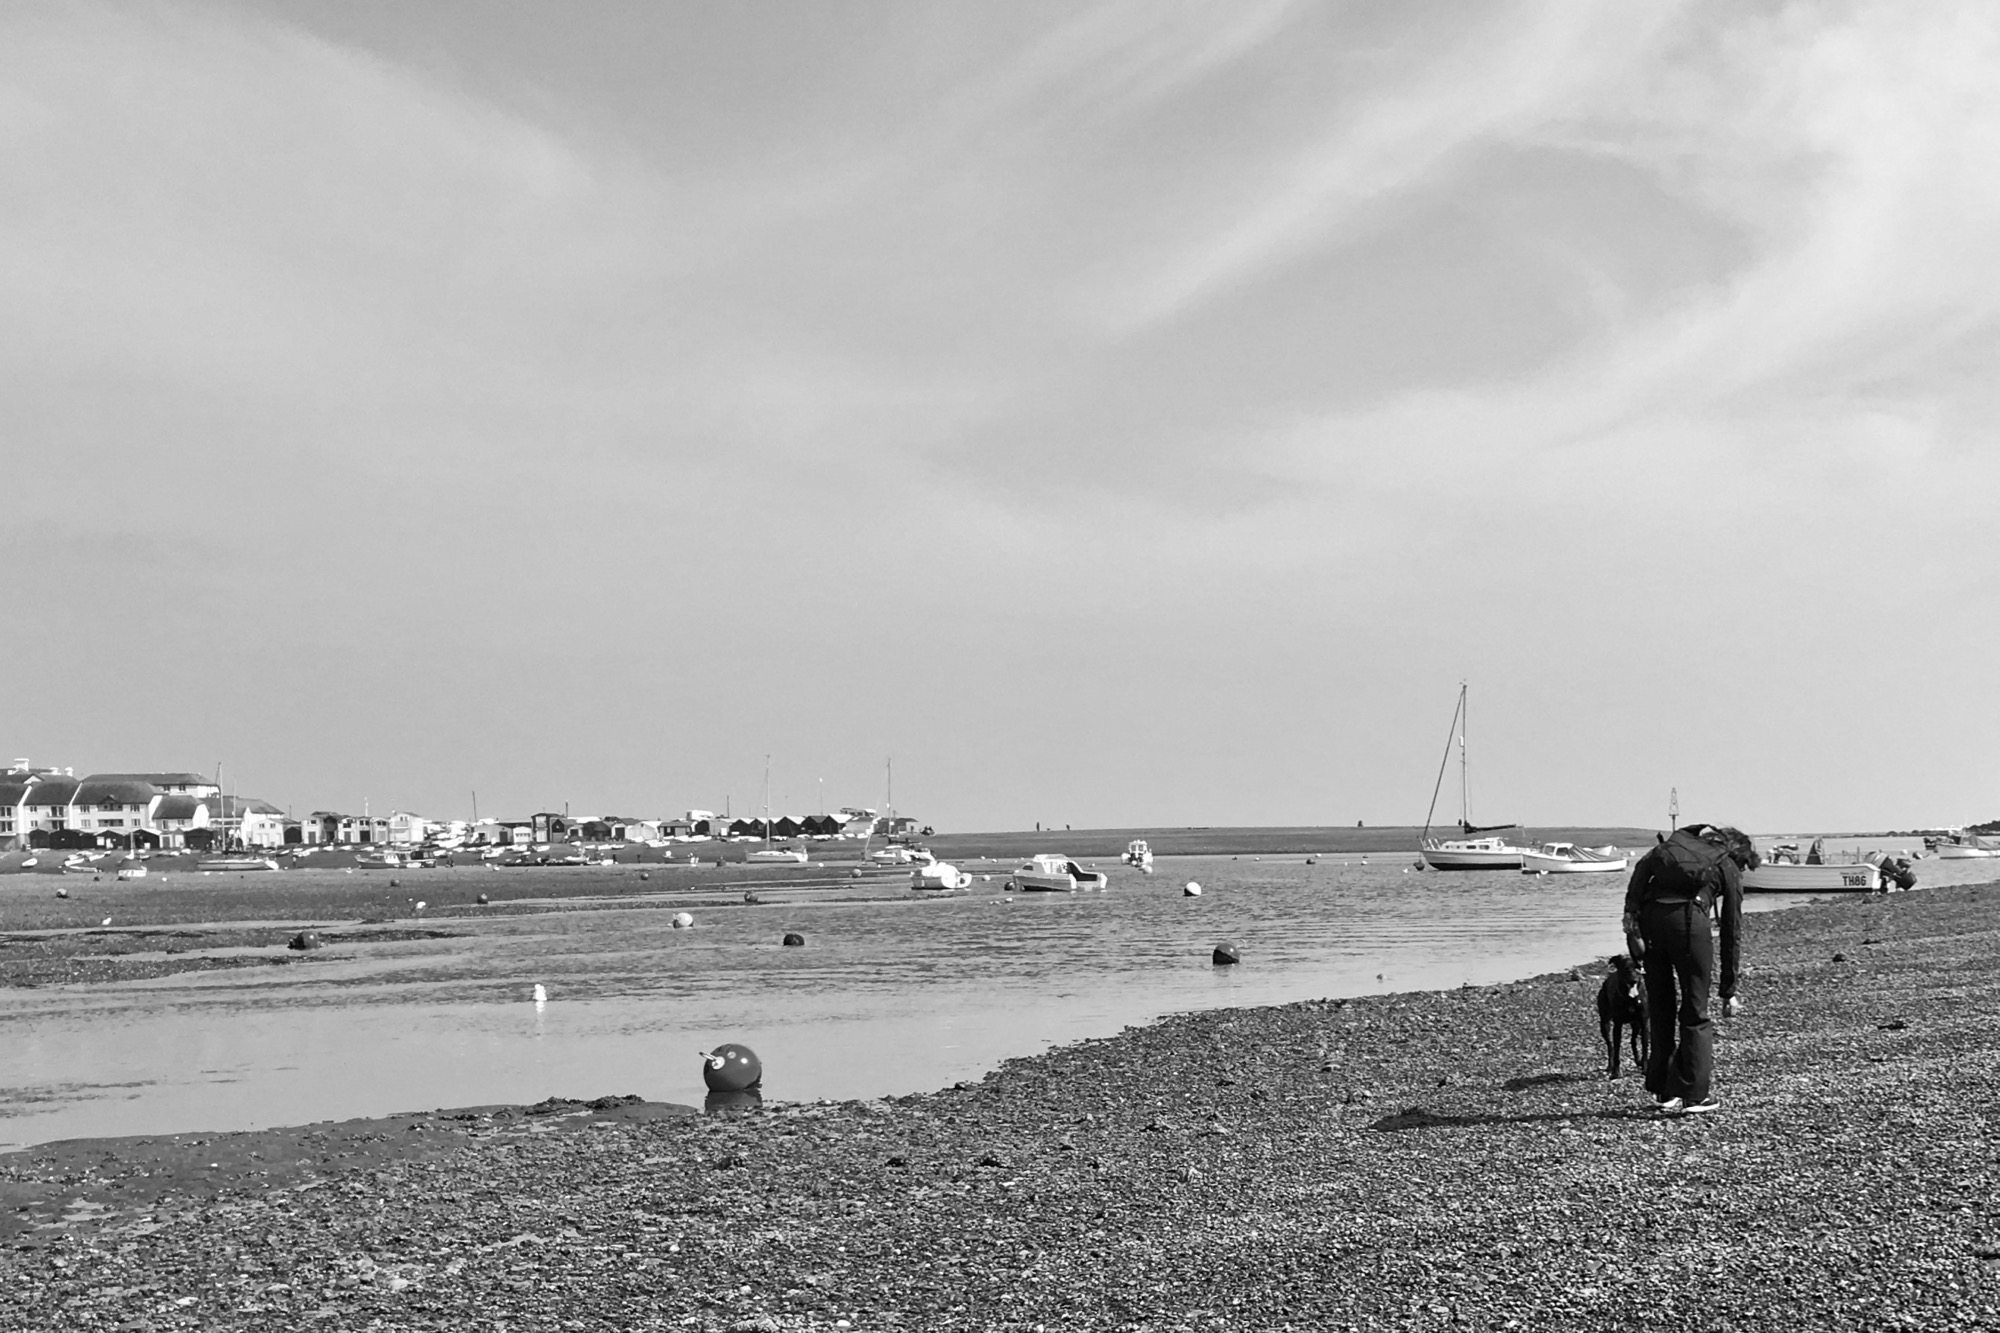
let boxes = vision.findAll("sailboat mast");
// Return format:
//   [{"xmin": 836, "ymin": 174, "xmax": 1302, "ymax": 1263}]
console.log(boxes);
[{"xmin": 1459, "ymin": 683, "xmax": 1471, "ymax": 831}]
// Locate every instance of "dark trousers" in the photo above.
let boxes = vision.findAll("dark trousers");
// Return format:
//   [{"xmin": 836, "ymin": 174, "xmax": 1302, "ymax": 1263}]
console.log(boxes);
[{"xmin": 1640, "ymin": 899, "xmax": 1714, "ymax": 1103}]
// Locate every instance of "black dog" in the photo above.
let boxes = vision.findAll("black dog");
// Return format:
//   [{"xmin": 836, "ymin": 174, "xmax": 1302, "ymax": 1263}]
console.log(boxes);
[{"xmin": 1596, "ymin": 954, "xmax": 1649, "ymax": 1079}]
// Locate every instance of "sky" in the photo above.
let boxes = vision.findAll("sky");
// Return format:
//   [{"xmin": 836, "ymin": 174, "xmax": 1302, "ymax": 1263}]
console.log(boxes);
[{"xmin": 3, "ymin": 0, "xmax": 1997, "ymax": 834}]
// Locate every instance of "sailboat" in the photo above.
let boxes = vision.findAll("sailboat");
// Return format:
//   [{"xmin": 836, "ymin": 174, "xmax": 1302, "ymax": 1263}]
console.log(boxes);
[
  {"xmin": 746, "ymin": 757, "xmax": 808, "ymax": 864},
  {"xmin": 1419, "ymin": 683, "xmax": 1529, "ymax": 870}
]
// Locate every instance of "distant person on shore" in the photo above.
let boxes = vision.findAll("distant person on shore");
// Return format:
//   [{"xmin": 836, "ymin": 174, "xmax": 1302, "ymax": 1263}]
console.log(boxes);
[{"xmin": 1621, "ymin": 823, "xmax": 1754, "ymax": 1115}]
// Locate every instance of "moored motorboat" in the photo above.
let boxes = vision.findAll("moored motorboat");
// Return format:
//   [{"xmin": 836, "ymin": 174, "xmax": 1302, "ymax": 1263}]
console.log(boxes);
[
  {"xmin": 1519, "ymin": 842, "xmax": 1629, "ymax": 875},
  {"xmin": 1010, "ymin": 854, "xmax": 1109, "ymax": 892},
  {"xmin": 1934, "ymin": 834, "xmax": 2000, "ymax": 859},
  {"xmin": 911, "ymin": 862, "xmax": 972, "ymax": 891},
  {"xmin": 1122, "ymin": 839, "xmax": 1154, "ymax": 871},
  {"xmin": 1741, "ymin": 861, "xmax": 1881, "ymax": 893},
  {"xmin": 869, "ymin": 844, "xmax": 934, "ymax": 866},
  {"xmin": 115, "ymin": 861, "xmax": 148, "ymax": 881},
  {"xmin": 747, "ymin": 846, "xmax": 809, "ymax": 864}
]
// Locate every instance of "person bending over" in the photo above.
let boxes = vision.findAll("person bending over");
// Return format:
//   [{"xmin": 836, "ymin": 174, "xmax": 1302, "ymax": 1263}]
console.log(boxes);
[{"xmin": 1621, "ymin": 823, "xmax": 1754, "ymax": 1115}]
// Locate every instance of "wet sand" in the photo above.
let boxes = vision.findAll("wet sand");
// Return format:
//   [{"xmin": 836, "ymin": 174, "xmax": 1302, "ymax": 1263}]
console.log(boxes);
[{"xmin": 3, "ymin": 880, "xmax": 1997, "ymax": 1330}]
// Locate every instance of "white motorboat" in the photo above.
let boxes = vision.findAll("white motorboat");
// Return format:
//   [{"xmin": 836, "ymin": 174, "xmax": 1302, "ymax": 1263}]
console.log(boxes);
[
  {"xmin": 748, "ymin": 846, "xmax": 809, "ymax": 864},
  {"xmin": 869, "ymin": 844, "xmax": 933, "ymax": 866},
  {"xmin": 1934, "ymin": 835, "xmax": 2000, "ymax": 859},
  {"xmin": 1010, "ymin": 854, "xmax": 1110, "ymax": 892},
  {"xmin": 1519, "ymin": 842, "xmax": 1629, "ymax": 875},
  {"xmin": 198, "ymin": 856, "xmax": 281, "ymax": 872},
  {"xmin": 911, "ymin": 862, "xmax": 972, "ymax": 891},
  {"xmin": 1122, "ymin": 839, "xmax": 1154, "ymax": 871},
  {"xmin": 114, "ymin": 861, "xmax": 148, "ymax": 881},
  {"xmin": 1418, "ymin": 683, "xmax": 1529, "ymax": 871},
  {"xmin": 1742, "ymin": 861, "xmax": 1880, "ymax": 893}
]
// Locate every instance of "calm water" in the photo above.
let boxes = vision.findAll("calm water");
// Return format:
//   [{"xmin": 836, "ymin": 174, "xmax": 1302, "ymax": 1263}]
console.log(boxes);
[{"xmin": 0, "ymin": 844, "xmax": 1973, "ymax": 1150}]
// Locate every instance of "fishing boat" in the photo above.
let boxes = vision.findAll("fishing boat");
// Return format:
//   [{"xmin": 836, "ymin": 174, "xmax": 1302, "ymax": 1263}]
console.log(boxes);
[
  {"xmin": 114, "ymin": 861, "xmax": 148, "ymax": 881},
  {"xmin": 869, "ymin": 844, "xmax": 933, "ymax": 866},
  {"xmin": 911, "ymin": 862, "xmax": 973, "ymax": 891},
  {"xmin": 1742, "ymin": 861, "xmax": 1880, "ymax": 893},
  {"xmin": 1519, "ymin": 842, "xmax": 1629, "ymax": 875},
  {"xmin": 1418, "ymin": 683, "xmax": 1529, "ymax": 871},
  {"xmin": 356, "ymin": 850, "xmax": 405, "ymax": 869},
  {"xmin": 1010, "ymin": 854, "xmax": 1109, "ymax": 892},
  {"xmin": 1122, "ymin": 839, "xmax": 1154, "ymax": 871},
  {"xmin": 198, "ymin": 856, "xmax": 281, "ymax": 872},
  {"xmin": 1934, "ymin": 833, "xmax": 2000, "ymax": 859}
]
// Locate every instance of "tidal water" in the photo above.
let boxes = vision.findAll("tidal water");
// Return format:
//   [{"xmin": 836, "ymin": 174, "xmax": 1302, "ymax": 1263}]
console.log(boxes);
[{"xmin": 0, "ymin": 844, "xmax": 1970, "ymax": 1150}]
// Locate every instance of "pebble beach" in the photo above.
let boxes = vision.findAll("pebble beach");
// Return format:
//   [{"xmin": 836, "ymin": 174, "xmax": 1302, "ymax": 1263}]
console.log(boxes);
[{"xmin": 4, "ymin": 880, "xmax": 1998, "ymax": 1331}]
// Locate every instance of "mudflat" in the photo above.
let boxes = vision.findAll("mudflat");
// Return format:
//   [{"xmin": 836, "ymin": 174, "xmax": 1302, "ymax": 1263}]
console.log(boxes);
[{"xmin": 3, "ymin": 881, "xmax": 1996, "ymax": 1330}]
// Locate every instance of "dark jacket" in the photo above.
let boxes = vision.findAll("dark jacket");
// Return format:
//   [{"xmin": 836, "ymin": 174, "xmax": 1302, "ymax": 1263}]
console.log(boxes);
[{"xmin": 1624, "ymin": 829, "xmax": 1743, "ymax": 997}]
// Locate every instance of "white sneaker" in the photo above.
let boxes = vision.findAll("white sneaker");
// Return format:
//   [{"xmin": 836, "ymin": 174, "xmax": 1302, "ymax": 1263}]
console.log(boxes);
[
  {"xmin": 1653, "ymin": 1097, "xmax": 1684, "ymax": 1114},
  {"xmin": 1680, "ymin": 1097, "xmax": 1720, "ymax": 1114}
]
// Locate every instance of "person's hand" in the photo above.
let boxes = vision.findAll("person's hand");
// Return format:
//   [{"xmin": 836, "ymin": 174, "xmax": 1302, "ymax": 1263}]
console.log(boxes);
[{"xmin": 1724, "ymin": 995, "xmax": 1744, "ymax": 1017}]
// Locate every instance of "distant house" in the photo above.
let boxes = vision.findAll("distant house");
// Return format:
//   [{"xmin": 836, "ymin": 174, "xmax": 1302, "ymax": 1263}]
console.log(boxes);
[
  {"xmin": 152, "ymin": 794, "xmax": 212, "ymax": 849},
  {"xmin": 20, "ymin": 775, "xmax": 82, "ymax": 845},
  {"xmin": 300, "ymin": 812, "xmax": 342, "ymax": 845},
  {"xmin": 386, "ymin": 812, "xmax": 429, "ymax": 845},
  {"xmin": 531, "ymin": 813, "xmax": 574, "ymax": 843}
]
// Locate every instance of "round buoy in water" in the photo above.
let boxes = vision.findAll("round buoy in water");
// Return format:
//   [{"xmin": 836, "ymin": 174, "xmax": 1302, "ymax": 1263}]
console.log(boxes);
[
  {"xmin": 389, "ymin": 878, "xmax": 399, "ymax": 888},
  {"xmin": 55, "ymin": 887, "xmax": 68, "ymax": 899},
  {"xmin": 1183, "ymin": 881, "xmax": 1202, "ymax": 897},
  {"xmin": 783, "ymin": 932, "xmax": 805, "ymax": 947},
  {"xmin": 639, "ymin": 871, "xmax": 649, "ymax": 881},
  {"xmin": 701, "ymin": 1042, "xmax": 762, "ymax": 1093},
  {"xmin": 1212, "ymin": 942, "xmax": 1241, "ymax": 965},
  {"xmin": 850, "ymin": 868, "xmax": 862, "ymax": 879},
  {"xmin": 532, "ymin": 983, "xmax": 547, "ymax": 1003},
  {"xmin": 477, "ymin": 893, "xmax": 490, "ymax": 905},
  {"xmin": 288, "ymin": 930, "xmax": 322, "ymax": 951},
  {"xmin": 672, "ymin": 912, "xmax": 694, "ymax": 929}
]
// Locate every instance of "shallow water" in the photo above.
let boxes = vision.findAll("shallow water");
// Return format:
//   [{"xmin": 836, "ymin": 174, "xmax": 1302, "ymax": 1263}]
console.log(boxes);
[{"xmin": 1, "ymin": 845, "xmax": 1982, "ymax": 1149}]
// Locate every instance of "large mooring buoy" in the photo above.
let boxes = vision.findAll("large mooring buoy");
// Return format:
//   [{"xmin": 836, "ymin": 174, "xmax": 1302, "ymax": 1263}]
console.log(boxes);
[
  {"xmin": 701, "ymin": 1042, "xmax": 763, "ymax": 1093},
  {"xmin": 1212, "ymin": 941, "xmax": 1241, "ymax": 966},
  {"xmin": 1183, "ymin": 881, "xmax": 1202, "ymax": 897},
  {"xmin": 782, "ymin": 932, "xmax": 805, "ymax": 947},
  {"xmin": 288, "ymin": 930, "xmax": 322, "ymax": 951},
  {"xmin": 672, "ymin": 912, "xmax": 694, "ymax": 929}
]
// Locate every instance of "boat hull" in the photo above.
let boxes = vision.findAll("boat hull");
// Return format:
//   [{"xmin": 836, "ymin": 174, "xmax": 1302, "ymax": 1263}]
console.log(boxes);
[
  {"xmin": 198, "ymin": 858, "xmax": 281, "ymax": 873},
  {"xmin": 1421, "ymin": 842, "xmax": 1526, "ymax": 871},
  {"xmin": 1519, "ymin": 852, "xmax": 1629, "ymax": 875},
  {"xmin": 1741, "ymin": 863, "xmax": 1880, "ymax": 893},
  {"xmin": 1935, "ymin": 845, "xmax": 1996, "ymax": 859},
  {"xmin": 1011, "ymin": 873, "xmax": 1111, "ymax": 891}
]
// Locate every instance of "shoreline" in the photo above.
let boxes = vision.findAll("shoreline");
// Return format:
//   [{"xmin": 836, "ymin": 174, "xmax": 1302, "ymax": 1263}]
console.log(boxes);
[{"xmin": 4, "ymin": 881, "xmax": 1997, "ymax": 1328}]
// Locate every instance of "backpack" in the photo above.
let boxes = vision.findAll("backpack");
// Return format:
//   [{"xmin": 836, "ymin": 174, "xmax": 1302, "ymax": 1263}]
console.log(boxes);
[{"xmin": 1644, "ymin": 831, "xmax": 1729, "ymax": 910}]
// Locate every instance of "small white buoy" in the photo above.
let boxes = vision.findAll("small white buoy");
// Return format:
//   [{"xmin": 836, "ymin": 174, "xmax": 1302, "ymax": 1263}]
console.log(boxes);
[
  {"xmin": 416, "ymin": 901, "xmax": 427, "ymax": 911},
  {"xmin": 532, "ymin": 983, "xmax": 547, "ymax": 1003},
  {"xmin": 55, "ymin": 887, "xmax": 68, "ymax": 899},
  {"xmin": 672, "ymin": 912, "xmax": 694, "ymax": 929},
  {"xmin": 101, "ymin": 917, "xmax": 112, "ymax": 927},
  {"xmin": 1183, "ymin": 881, "xmax": 1202, "ymax": 897}
]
